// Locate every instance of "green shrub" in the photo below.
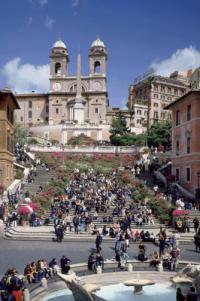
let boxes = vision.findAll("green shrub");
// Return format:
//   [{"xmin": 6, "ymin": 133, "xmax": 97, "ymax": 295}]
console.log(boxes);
[{"xmin": 15, "ymin": 169, "xmax": 24, "ymax": 179}]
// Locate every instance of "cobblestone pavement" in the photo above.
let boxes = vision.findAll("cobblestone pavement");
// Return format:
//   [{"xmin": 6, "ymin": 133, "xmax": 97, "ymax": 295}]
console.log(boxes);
[{"xmin": 0, "ymin": 238, "xmax": 199, "ymax": 276}]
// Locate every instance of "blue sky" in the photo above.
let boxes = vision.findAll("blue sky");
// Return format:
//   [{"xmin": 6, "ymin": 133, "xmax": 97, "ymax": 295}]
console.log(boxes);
[{"xmin": 1, "ymin": 0, "xmax": 200, "ymax": 107}]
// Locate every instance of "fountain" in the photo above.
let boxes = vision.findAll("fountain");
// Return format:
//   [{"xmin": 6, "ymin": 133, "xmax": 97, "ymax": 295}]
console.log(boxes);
[
  {"xmin": 38, "ymin": 263, "xmax": 200, "ymax": 301},
  {"xmin": 123, "ymin": 279, "xmax": 155, "ymax": 294}
]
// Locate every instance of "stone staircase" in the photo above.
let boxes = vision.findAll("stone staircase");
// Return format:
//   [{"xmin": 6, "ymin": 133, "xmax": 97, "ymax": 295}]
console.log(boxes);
[
  {"xmin": 5, "ymin": 165, "xmax": 172, "ymax": 241},
  {"xmin": 21, "ymin": 166, "xmax": 55, "ymax": 197}
]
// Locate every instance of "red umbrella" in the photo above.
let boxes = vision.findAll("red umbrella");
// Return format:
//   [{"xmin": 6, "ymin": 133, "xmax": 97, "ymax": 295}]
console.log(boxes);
[
  {"xmin": 172, "ymin": 209, "xmax": 189, "ymax": 216},
  {"xmin": 17, "ymin": 206, "xmax": 32, "ymax": 215}
]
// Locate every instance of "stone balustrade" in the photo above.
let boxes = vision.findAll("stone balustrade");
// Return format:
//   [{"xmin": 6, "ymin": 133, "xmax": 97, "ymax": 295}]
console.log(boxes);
[{"xmin": 28, "ymin": 145, "xmax": 139, "ymax": 154}]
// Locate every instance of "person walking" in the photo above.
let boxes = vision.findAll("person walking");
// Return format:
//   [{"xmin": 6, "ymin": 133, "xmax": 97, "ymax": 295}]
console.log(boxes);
[
  {"xmin": 73, "ymin": 214, "xmax": 80, "ymax": 234},
  {"xmin": 96, "ymin": 231, "xmax": 103, "ymax": 252},
  {"xmin": 193, "ymin": 217, "xmax": 199, "ymax": 233},
  {"xmin": 194, "ymin": 229, "xmax": 200, "ymax": 253}
]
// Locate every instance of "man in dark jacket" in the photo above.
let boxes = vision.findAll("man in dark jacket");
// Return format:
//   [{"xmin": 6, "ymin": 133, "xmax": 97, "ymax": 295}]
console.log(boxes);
[
  {"xmin": 193, "ymin": 217, "xmax": 199, "ymax": 233},
  {"xmin": 60, "ymin": 256, "xmax": 71, "ymax": 274}
]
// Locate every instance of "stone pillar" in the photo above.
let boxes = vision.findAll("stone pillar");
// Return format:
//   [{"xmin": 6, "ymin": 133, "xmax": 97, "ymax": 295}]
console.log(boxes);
[
  {"xmin": 70, "ymin": 106, "xmax": 73, "ymax": 121},
  {"xmin": 41, "ymin": 277, "xmax": 48, "ymax": 288},
  {"xmin": 23, "ymin": 289, "xmax": 30, "ymax": 301},
  {"xmin": 96, "ymin": 266, "xmax": 102, "ymax": 274},
  {"xmin": 157, "ymin": 262, "xmax": 163, "ymax": 272},
  {"xmin": 98, "ymin": 130, "xmax": 103, "ymax": 142},
  {"xmin": 128, "ymin": 263, "xmax": 133, "ymax": 272},
  {"xmin": 62, "ymin": 129, "xmax": 67, "ymax": 144}
]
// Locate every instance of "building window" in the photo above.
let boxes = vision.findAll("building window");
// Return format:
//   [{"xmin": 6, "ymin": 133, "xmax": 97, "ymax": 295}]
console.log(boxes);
[
  {"xmin": 137, "ymin": 110, "xmax": 142, "ymax": 115},
  {"xmin": 186, "ymin": 167, "xmax": 191, "ymax": 182},
  {"xmin": 187, "ymin": 137, "xmax": 191, "ymax": 154},
  {"xmin": 10, "ymin": 111, "xmax": 14, "ymax": 124},
  {"xmin": 175, "ymin": 168, "xmax": 179, "ymax": 181},
  {"xmin": 174, "ymin": 89, "xmax": 178, "ymax": 96},
  {"xmin": 95, "ymin": 108, "xmax": 98, "ymax": 114},
  {"xmin": 7, "ymin": 105, "xmax": 10, "ymax": 121},
  {"xmin": 94, "ymin": 61, "xmax": 101, "ymax": 73},
  {"xmin": 154, "ymin": 94, "xmax": 158, "ymax": 99},
  {"xmin": 56, "ymin": 108, "xmax": 59, "ymax": 114},
  {"xmin": 144, "ymin": 111, "xmax": 148, "ymax": 116},
  {"xmin": 168, "ymin": 87, "xmax": 171, "ymax": 94},
  {"xmin": 176, "ymin": 140, "xmax": 179, "ymax": 155},
  {"xmin": 55, "ymin": 62, "xmax": 61, "ymax": 76},
  {"xmin": 161, "ymin": 86, "xmax": 165, "ymax": 92},
  {"xmin": 28, "ymin": 111, "xmax": 32, "ymax": 119},
  {"xmin": 180, "ymin": 89, "xmax": 185, "ymax": 96},
  {"xmin": 70, "ymin": 84, "xmax": 85, "ymax": 93},
  {"xmin": 20, "ymin": 116, "xmax": 23, "ymax": 122},
  {"xmin": 28, "ymin": 100, "xmax": 32, "ymax": 109},
  {"xmin": 154, "ymin": 111, "xmax": 158, "ymax": 119},
  {"xmin": 154, "ymin": 85, "xmax": 158, "ymax": 91},
  {"xmin": 187, "ymin": 104, "xmax": 191, "ymax": 121},
  {"xmin": 7, "ymin": 135, "xmax": 11, "ymax": 152},
  {"xmin": 161, "ymin": 112, "xmax": 165, "ymax": 119},
  {"xmin": 176, "ymin": 110, "xmax": 180, "ymax": 126},
  {"xmin": 96, "ymin": 99, "xmax": 98, "ymax": 103},
  {"xmin": 137, "ymin": 119, "xmax": 141, "ymax": 124},
  {"xmin": 153, "ymin": 102, "xmax": 158, "ymax": 107}
]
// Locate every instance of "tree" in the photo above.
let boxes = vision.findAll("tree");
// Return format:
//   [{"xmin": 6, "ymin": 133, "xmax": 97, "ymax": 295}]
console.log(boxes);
[
  {"xmin": 13, "ymin": 125, "xmax": 29, "ymax": 146},
  {"xmin": 110, "ymin": 113, "xmax": 129, "ymax": 136},
  {"xmin": 147, "ymin": 121, "xmax": 172, "ymax": 149}
]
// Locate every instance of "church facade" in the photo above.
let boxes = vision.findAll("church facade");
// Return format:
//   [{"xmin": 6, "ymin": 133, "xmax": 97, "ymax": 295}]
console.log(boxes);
[{"xmin": 14, "ymin": 37, "xmax": 111, "ymax": 143}]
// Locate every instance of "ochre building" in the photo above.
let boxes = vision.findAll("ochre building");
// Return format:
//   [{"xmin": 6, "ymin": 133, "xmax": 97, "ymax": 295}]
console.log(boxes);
[
  {"xmin": 128, "ymin": 72, "xmax": 190, "ymax": 133},
  {"xmin": 166, "ymin": 90, "xmax": 200, "ymax": 196},
  {"xmin": 0, "ymin": 89, "xmax": 20, "ymax": 189}
]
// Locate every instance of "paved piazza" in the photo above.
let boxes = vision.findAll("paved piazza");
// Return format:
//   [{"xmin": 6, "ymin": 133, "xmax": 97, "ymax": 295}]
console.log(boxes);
[{"xmin": 0, "ymin": 238, "xmax": 198, "ymax": 276}]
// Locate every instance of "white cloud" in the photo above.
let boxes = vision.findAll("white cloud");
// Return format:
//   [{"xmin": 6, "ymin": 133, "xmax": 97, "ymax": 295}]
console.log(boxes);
[
  {"xmin": 44, "ymin": 15, "xmax": 55, "ymax": 29},
  {"xmin": 1, "ymin": 58, "xmax": 49, "ymax": 93},
  {"xmin": 150, "ymin": 46, "xmax": 200, "ymax": 76},
  {"xmin": 72, "ymin": 0, "xmax": 80, "ymax": 7},
  {"xmin": 120, "ymin": 97, "xmax": 128, "ymax": 109}
]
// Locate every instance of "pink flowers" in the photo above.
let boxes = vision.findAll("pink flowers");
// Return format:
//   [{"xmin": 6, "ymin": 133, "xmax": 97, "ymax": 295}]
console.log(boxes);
[
  {"xmin": 94, "ymin": 153, "xmax": 102, "ymax": 160},
  {"xmin": 29, "ymin": 202, "xmax": 40, "ymax": 212},
  {"xmin": 121, "ymin": 172, "xmax": 131, "ymax": 183}
]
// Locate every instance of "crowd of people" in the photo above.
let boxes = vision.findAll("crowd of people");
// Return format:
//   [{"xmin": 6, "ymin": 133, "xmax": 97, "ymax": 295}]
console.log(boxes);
[
  {"xmin": 1, "ymin": 148, "xmax": 200, "ymax": 301},
  {"xmin": 0, "ymin": 256, "xmax": 70, "ymax": 301},
  {"xmin": 44, "ymin": 167, "xmax": 158, "ymax": 243}
]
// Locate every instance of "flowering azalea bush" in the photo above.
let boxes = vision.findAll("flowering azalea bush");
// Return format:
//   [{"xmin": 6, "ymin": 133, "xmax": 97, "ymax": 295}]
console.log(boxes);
[
  {"xmin": 29, "ymin": 202, "xmax": 40, "ymax": 212},
  {"xmin": 121, "ymin": 172, "xmax": 132, "ymax": 184}
]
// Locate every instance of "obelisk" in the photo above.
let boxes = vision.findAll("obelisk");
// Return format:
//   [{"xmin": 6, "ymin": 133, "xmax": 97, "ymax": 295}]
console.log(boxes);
[{"xmin": 73, "ymin": 53, "xmax": 85, "ymax": 123}]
